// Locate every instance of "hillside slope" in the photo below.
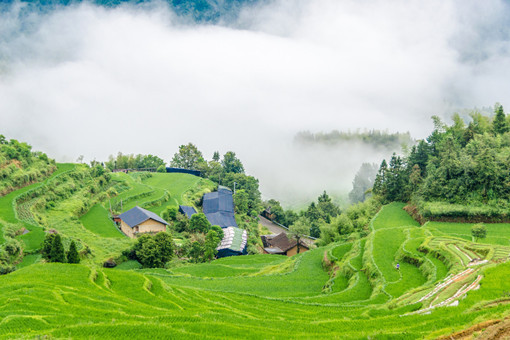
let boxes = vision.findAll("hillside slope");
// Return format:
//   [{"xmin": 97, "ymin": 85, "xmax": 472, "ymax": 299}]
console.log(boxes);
[{"xmin": 0, "ymin": 203, "xmax": 509, "ymax": 338}]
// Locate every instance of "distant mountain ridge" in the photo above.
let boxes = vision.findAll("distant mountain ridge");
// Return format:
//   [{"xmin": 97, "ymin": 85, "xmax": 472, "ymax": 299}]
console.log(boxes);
[{"xmin": 0, "ymin": 0, "xmax": 261, "ymax": 23}]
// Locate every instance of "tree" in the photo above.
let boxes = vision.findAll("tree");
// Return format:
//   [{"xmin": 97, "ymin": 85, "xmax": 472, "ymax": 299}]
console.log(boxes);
[
  {"xmin": 289, "ymin": 218, "xmax": 309, "ymax": 254},
  {"xmin": 189, "ymin": 213, "xmax": 211, "ymax": 233},
  {"xmin": 162, "ymin": 206, "xmax": 178, "ymax": 222},
  {"xmin": 67, "ymin": 241, "xmax": 80, "ymax": 264},
  {"xmin": 188, "ymin": 241, "xmax": 204, "ymax": 263},
  {"xmin": 493, "ymin": 104, "xmax": 508, "ymax": 135},
  {"xmin": 221, "ymin": 151, "xmax": 244, "ymax": 174},
  {"xmin": 134, "ymin": 235, "xmax": 158, "ymax": 267},
  {"xmin": 212, "ymin": 151, "xmax": 220, "ymax": 162},
  {"xmin": 233, "ymin": 189, "xmax": 249, "ymax": 214},
  {"xmin": 211, "ymin": 225, "xmax": 224, "ymax": 240},
  {"xmin": 349, "ymin": 163, "xmax": 379, "ymax": 203},
  {"xmin": 471, "ymin": 223, "xmax": 487, "ymax": 242},
  {"xmin": 332, "ymin": 214, "xmax": 354, "ymax": 235},
  {"xmin": 50, "ymin": 234, "xmax": 66, "ymax": 263},
  {"xmin": 317, "ymin": 191, "xmax": 340, "ymax": 218},
  {"xmin": 132, "ymin": 232, "xmax": 175, "ymax": 268},
  {"xmin": 170, "ymin": 143, "xmax": 204, "ymax": 169},
  {"xmin": 203, "ymin": 230, "xmax": 220, "ymax": 262},
  {"xmin": 42, "ymin": 233, "xmax": 56, "ymax": 260},
  {"xmin": 154, "ymin": 232, "xmax": 175, "ymax": 265},
  {"xmin": 157, "ymin": 165, "xmax": 166, "ymax": 173}
]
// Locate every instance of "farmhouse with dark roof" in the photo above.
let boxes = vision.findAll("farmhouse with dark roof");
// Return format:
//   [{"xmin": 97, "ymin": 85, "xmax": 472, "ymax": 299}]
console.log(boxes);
[
  {"xmin": 179, "ymin": 187, "xmax": 247, "ymax": 258},
  {"xmin": 118, "ymin": 206, "xmax": 169, "ymax": 238},
  {"xmin": 261, "ymin": 232, "xmax": 309, "ymax": 256}
]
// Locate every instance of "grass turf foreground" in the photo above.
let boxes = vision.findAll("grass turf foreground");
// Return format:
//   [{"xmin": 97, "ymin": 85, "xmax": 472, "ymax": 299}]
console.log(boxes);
[{"xmin": 0, "ymin": 253, "xmax": 509, "ymax": 339}]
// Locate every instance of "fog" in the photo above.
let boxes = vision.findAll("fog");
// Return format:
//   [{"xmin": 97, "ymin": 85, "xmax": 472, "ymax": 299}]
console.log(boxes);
[{"xmin": 1, "ymin": 0, "xmax": 510, "ymax": 207}]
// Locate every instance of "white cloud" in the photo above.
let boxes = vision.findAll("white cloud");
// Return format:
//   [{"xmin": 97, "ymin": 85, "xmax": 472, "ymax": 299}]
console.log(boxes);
[{"xmin": 1, "ymin": 0, "xmax": 510, "ymax": 205}]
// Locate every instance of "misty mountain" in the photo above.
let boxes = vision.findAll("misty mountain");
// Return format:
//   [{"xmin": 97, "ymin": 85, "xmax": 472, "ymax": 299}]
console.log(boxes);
[{"xmin": 0, "ymin": 0, "xmax": 261, "ymax": 22}]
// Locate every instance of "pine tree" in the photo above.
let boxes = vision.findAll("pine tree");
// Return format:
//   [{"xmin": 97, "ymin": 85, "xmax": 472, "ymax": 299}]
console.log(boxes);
[
  {"xmin": 66, "ymin": 240, "xmax": 80, "ymax": 264},
  {"xmin": 50, "ymin": 234, "xmax": 66, "ymax": 263},
  {"xmin": 493, "ymin": 104, "xmax": 508, "ymax": 135},
  {"xmin": 42, "ymin": 233, "xmax": 56, "ymax": 261}
]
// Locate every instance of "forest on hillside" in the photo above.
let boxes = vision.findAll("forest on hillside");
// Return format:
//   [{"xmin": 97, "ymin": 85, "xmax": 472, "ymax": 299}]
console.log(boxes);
[{"xmin": 373, "ymin": 105, "xmax": 510, "ymax": 221}]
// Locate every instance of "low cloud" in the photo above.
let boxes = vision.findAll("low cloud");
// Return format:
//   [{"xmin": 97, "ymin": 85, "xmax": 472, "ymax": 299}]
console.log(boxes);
[{"xmin": 1, "ymin": 0, "xmax": 510, "ymax": 206}]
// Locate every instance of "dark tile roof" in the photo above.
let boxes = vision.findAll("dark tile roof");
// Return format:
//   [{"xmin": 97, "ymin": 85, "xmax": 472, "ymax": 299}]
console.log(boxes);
[
  {"xmin": 266, "ymin": 232, "xmax": 309, "ymax": 252},
  {"xmin": 202, "ymin": 188, "xmax": 238, "ymax": 228},
  {"xmin": 179, "ymin": 205, "xmax": 197, "ymax": 219},
  {"xmin": 119, "ymin": 206, "xmax": 169, "ymax": 228}
]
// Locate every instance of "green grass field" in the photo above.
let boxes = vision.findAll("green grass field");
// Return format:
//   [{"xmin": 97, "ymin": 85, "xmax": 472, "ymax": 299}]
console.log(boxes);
[
  {"xmin": 372, "ymin": 202, "xmax": 420, "ymax": 230},
  {"xmin": 425, "ymin": 221, "xmax": 510, "ymax": 246},
  {"xmin": 2, "ymin": 170, "xmax": 510, "ymax": 338},
  {"xmin": 80, "ymin": 204, "xmax": 124, "ymax": 238}
]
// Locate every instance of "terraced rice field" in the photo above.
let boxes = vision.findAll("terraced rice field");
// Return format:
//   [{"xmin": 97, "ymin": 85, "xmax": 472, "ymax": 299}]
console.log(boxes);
[
  {"xmin": 426, "ymin": 221, "xmax": 510, "ymax": 246},
  {"xmin": 2, "ymin": 170, "xmax": 510, "ymax": 338},
  {"xmin": 80, "ymin": 204, "xmax": 124, "ymax": 238}
]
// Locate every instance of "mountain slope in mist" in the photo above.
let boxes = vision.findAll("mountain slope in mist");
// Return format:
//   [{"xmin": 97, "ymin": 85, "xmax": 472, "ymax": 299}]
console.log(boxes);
[{"xmin": 0, "ymin": 0, "xmax": 259, "ymax": 22}]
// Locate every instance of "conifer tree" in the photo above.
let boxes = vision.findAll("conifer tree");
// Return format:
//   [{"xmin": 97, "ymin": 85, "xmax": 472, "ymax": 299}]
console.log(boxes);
[
  {"xmin": 50, "ymin": 234, "xmax": 66, "ymax": 263},
  {"xmin": 66, "ymin": 240, "xmax": 80, "ymax": 264},
  {"xmin": 42, "ymin": 233, "xmax": 56, "ymax": 261},
  {"xmin": 493, "ymin": 104, "xmax": 508, "ymax": 135}
]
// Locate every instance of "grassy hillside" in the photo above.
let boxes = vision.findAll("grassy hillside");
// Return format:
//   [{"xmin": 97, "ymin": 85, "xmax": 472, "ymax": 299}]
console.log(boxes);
[{"xmin": 0, "ymin": 201, "xmax": 509, "ymax": 338}]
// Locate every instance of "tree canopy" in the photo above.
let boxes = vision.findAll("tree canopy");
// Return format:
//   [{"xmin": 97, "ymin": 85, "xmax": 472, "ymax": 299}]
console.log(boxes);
[{"xmin": 170, "ymin": 143, "xmax": 205, "ymax": 170}]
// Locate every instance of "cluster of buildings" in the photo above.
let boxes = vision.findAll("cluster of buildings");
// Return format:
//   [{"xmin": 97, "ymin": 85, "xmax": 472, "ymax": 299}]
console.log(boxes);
[
  {"xmin": 116, "ymin": 186, "xmax": 247, "ymax": 258},
  {"xmin": 115, "ymin": 186, "xmax": 309, "ymax": 259}
]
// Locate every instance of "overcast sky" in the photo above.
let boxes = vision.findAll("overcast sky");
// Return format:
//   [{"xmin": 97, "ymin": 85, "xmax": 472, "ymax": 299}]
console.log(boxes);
[{"xmin": 1, "ymin": 0, "xmax": 510, "ymax": 206}]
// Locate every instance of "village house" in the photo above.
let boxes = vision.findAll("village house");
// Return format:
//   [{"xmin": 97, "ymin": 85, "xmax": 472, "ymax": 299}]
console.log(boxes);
[
  {"xmin": 261, "ymin": 232, "xmax": 309, "ymax": 256},
  {"xmin": 118, "ymin": 206, "xmax": 169, "ymax": 238}
]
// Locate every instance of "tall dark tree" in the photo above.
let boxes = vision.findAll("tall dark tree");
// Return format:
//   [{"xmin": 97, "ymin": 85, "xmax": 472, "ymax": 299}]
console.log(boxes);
[
  {"xmin": 67, "ymin": 240, "xmax": 80, "ymax": 264},
  {"xmin": 50, "ymin": 234, "xmax": 66, "ymax": 263},
  {"xmin": 373, "ymin": 159, "xmax": 388, "ymax": 198},
  {"xmin": 221, "ymin": 151, "xmax": 244, "ymax": 174},
  {"xmin": 493, "ymin": 104, "xmax": 508, "ymax": 135},
  {"xmin": 212, "ymin": 151, "xmax": 220, "ymax": 162},
  {"xmin": 42, "ymin": 233, "xmax": 56, "ymax": 260}
]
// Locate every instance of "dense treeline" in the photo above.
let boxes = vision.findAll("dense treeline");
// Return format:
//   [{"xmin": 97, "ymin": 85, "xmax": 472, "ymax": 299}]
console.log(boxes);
[
  {"xmin": 373, "ymin": 105, "xmax": 510, "ymax": 220},
  {"xmin": 0, "ymin": 134, "xmax": 56, "ymax": 196},
  {"xmin": 263, "ymin": 190, "xmax": 381, "ymax": 246},
  {"xmin": 104, "ymin": 152, "xmax": 166, "ymax": 171},
  {"xmin": 294, "ymin": 130, "xmax": 413, "ymax": 149},
  {"xmin": 169, "ymin": 143, "xmax": 263, "ymax": 217}
]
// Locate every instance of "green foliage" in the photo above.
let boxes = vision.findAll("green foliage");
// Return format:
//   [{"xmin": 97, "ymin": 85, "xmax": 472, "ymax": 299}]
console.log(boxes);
[
  {"xmin": 67, "ymin": 241, "xmax": 80, "ymax": 264},
  {"xmin": 374, "ymin": 107, "xmax": 510, "ymax": 220},
  {"xmin": 132, "ymin": 232, "xmax": 175, "ymax": 268},
  {"xmin": 233, "ymin": 189, "xmax": 249, "ymax": 214},
  {"xmin": 170, "ymin": 143, "xmax": 204, "ymax": 170},
  {"xmin": 471, "ymin": 223, "xmax": 487, "ymax": 241},
  {"xmin": 49, "ymin": 234, "xmax": 66, "ymax": 263},
  {"xmin": 492, "ymin": 104, "xmax": 508, "ymax": 135},
  {"xmin": 203, "ymin": 230, "xmax": 220, "ymax": 262},
  {"xmin": 161, "ymin": 206, "xmax": 178, "ymax": 222},
  {"xmin": 211, "ymin": 225, "xmax": 224, "ymax": 240},
  {"xmin": 0, "ymin": 136, "xmax": 56, "ymax": 196},
  {"xmin": 189, "ymin": 213, "xmax": 211, "ymax": 233},
  {"xmin": 221, "ymin": 151, "xmax": 244, "ymax": 174},
  {"xmin": 105, "ymin": 152, "xmax": 165, "ymax": 170},
  {"xmin": 289, "ymin": 217, "xmax": 309, "ymax": 253},
  {"xmin": 42, "ymin": 233, "xmax": 56, "ymax": 260}
]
